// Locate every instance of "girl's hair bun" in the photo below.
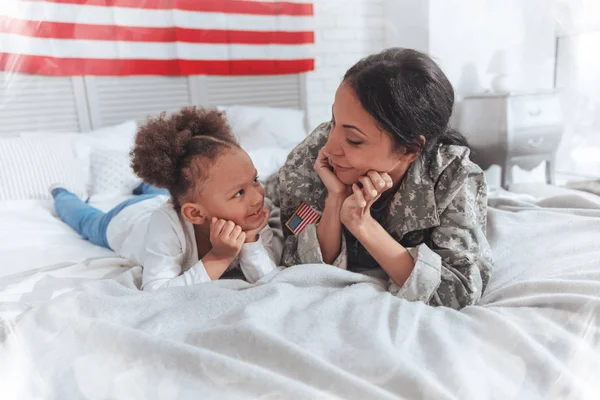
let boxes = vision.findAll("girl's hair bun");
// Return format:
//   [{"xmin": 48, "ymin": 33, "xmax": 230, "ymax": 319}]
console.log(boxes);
[{"xmin": 130, "ymin": 106, "xmax": 236, "ymax": 191}]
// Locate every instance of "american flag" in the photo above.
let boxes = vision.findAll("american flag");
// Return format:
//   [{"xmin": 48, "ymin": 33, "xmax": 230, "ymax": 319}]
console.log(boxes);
[
  {"xmin": 286, "ymin": 202, "xmax": 321, "ymax": 235},
  {"xmin": 0, "ymin": 0, "xmax": 314, "ymax": 76}
]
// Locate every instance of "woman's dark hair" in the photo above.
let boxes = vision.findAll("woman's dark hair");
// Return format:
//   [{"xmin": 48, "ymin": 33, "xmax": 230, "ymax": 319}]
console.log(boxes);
[
  {"xmin": 343, "ymin": 48, "xmax": 469, "ymax": 161},
  {"xmin": 131, "ymin": 106, "xmax": 238, "ymax": 209}
]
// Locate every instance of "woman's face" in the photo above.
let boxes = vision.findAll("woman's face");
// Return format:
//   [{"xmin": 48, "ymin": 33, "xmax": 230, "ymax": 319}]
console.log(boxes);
[{"xmin": 322, "ymin": 83, "xmax": 414, "ymax": 186}]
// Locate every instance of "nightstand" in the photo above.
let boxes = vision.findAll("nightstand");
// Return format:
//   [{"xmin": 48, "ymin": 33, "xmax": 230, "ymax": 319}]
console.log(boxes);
[{"xmin": 458, "ymin": 91, "xmax": 564, "ymax": 189}]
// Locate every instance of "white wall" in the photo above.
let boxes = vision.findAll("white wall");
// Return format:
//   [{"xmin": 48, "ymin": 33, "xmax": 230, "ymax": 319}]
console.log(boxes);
[
  {"xmin": 381, "ymin": 0, "xmax": 557, "ymax": 99},
  {"xmin": 305, "ymin": 0, "xmax": 386, "ymax": 129},
  {"xmin": 307, "ymin": 0, "xmax": 562, "ymax": 184},
  {"xmin": 383, "ymin": 0, "xmax": 429, "ymax": 53},
  {"xmin": 428, "ymin": 0, "xmax": 556, "ymax": 99},
  {"xmin": 430, "ymin": 0, "xmax": 557, "ymax": 185},
  {"xmin": 431, "ymin": 0, "xmax": 560, "ymax": 186},
  {"xmin": 381, "ymin": 0, "xmax": 559, "ymax": 186}
]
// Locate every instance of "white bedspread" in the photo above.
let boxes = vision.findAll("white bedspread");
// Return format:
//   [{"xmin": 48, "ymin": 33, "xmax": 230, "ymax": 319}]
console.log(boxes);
[
  {"xmin": 1, "ymin": 190, "xmax": 600, "ymax": 399},
  {"xmin": 0, "ymin": 197, "xmax": 134, "ymax": 320},
  {"xmin": 0, "ymin": 199, "xmax": 115, "ymax": 279}
]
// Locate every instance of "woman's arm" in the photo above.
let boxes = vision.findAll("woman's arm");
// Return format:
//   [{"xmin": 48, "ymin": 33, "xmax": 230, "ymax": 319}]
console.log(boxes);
[
  {"xmin": 351, "ymin": 217, "xmax": 416, "ymax": 286},
  {"xmin": 342, "ymin": 169, "xmax": 492, "ymax": 309},
  {"xmin": 340, "ymin": 175, "xmax": 415, "ymax": 284},
  {"xmin": 316, "ymin": 195, "xmax": 345, "ymax": 264},
  {"xmin": 279, "ymin": 185, "xmax": 348, "ymax": 268},
  {"xmin": 278, "ymin": 123, "xmax": 352, "ymax": 268}
]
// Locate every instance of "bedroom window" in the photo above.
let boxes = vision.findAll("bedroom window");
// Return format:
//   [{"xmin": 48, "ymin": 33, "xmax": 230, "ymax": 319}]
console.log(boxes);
[{"xmin": 555, "ymin": 1, "xmax": 600, "ymax": 183}]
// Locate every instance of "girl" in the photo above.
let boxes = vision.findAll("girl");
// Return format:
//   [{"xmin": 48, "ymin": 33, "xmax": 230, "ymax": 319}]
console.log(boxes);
[
  {"xmin": 278, "ymin": 48, "xmax": 494, "ymax": 309},
  {"xmin": 52, "ymin": 107, "xmax": 282, "ymax": 291}
]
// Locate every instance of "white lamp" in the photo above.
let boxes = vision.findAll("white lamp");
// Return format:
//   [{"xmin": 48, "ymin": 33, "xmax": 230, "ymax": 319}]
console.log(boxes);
[{"xmin": 487, "ymin": 50, "xmax": 514, "ymax": 93}]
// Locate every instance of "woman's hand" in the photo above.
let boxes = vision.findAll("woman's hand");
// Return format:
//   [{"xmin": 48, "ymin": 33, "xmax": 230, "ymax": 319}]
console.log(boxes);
[
  {"xmin": 340, "ymin": 171, "xmax": 393, "ymax": 234},
  {"xmin": 208, "ymin": 218, "xmax": 246, "ymax": 261},
  {"xmin": 314, "ymin": 148, "xmax": 351, "ymax": 199},
  {"xmin": 243, "ymin": 207, "xmax": 270, "ymax": 243}
]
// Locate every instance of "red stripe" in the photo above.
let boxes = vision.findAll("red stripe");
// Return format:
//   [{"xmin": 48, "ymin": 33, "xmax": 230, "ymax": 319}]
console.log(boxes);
[
  {"xmin": 303, "ymin": 205, "xmax": 317, "ymax": 219},
  {"xmin": 300, "ymin": 205, "xmax": 316, "ymax": 219},
  {"xmin": 22, "ymin": 0, "xmax": 314, "ymax": 16},
  {"xmin": 0, "ymin": 19, "xmax": 314, "ymax": 45},
  {"xmin": 298, "ymin": 204, "xmax": 310, "ymax": 218},
  {"xmin": 295, "ymin": 203, "xmax": 319, "ymax": 233},
  {"xmin": 310, "ymin": 214, "xmax": 320, "ymax": 225},
  {"xmin": 296, "ymin": 220, "xmax": 308, "ymax": 233},
  {"xmin": 0, "ymin": 53, "xmax": 314, "ymax": 76},
  {"xmin": 296, "ymin": 218, "xmax": 309, "ymax": 233}
]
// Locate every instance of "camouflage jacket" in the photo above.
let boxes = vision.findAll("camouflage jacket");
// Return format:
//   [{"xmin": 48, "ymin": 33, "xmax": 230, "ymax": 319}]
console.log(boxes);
[{"xmin": 275, "ymin": 122, "xmax": 493, "ymax": 309}]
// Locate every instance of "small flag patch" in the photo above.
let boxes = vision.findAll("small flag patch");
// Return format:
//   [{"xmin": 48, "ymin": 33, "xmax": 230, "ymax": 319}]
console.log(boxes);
[{"xmin": 286, "ymin": 203, "xmax": 321, "ymax": 235}]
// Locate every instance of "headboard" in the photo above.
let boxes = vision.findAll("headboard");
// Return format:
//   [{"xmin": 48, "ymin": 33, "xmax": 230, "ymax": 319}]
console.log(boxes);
[{"xmin": 0, "ymin": 73, "xmax": 308, "ymax": 135}]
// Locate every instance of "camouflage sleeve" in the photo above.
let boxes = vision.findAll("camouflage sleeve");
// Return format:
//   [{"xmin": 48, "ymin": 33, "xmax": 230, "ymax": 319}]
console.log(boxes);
[
  {"xmin": 263, "ymin": 197, "xmax": 284, "ymax": 266},
  {"xmin": 388, "ymin": 167, "xmax": 493, "ymax": 309},
  {"xmin": 278, "ymin": 123, "xmax": 348, "ymax": 268}
]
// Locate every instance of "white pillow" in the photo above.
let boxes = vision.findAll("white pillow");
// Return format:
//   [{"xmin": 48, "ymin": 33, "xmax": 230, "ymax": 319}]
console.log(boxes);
[
  {"xmin": 74, "ymin": 120, "xmax": 141, "ymax": 195},
  {"xmin": 233, "ymin": 118, "xmax": 279, "ymax": 152},
  {"xmin": 81, "ymin": 120, "xmax": 138, "ymax": 151},
  {"xmin": 0, "ymin": 135, "xmax": 87, "ymax": 200},
  {"xmin": 248, "ymin": 147, "xmax": 291, "ymax": 180},
  {"xmin": 220, "ymin": 106, "xmax": 307, "ymax": 150},
  {"xmin": 88, "ymin": 147, "xmax": 142, "ymax": 195}
]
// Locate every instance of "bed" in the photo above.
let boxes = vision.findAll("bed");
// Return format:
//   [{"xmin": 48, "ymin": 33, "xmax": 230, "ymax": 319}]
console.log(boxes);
[
  {"xmin": 1, "ymin": 184, "xmax": 600, "ymax": 399},
  {"xmin": 2, "ymin": 78, "xmax": 600, "ymax": 400}
]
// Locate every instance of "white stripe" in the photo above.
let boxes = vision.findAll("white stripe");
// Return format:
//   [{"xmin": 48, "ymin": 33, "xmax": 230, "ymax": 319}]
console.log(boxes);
[
  {"xmin": 0, "ymin": 34, "xmax": 313, "ymax": 60},
  {"xmin": 251, "ymin": 0, "xmax": 313, "ymax": 3},
  {"xmin": 0, "ymin": 1, "xmax": 314, "ymax": 32}
]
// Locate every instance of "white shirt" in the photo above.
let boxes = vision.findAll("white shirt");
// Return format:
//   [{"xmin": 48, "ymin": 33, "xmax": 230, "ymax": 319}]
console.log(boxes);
[{"xmin": 106, "ymin": 195, "xmax": 281, "ymax": 291}]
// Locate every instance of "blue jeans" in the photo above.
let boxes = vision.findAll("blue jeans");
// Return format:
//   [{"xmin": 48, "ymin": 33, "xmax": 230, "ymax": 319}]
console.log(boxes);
[
  {"xmin": 132, "ymin": 183, "xmax": 169, "ymax": 196},
  {"xmin": 53, "ymin": 184, "xmax": 168, "ymax": 249}
]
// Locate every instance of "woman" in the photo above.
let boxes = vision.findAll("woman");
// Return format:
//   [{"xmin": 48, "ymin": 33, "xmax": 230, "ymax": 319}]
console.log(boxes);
[{"xmin": 278, "ymin": 48, "xmax": 493, "ymax": 309}]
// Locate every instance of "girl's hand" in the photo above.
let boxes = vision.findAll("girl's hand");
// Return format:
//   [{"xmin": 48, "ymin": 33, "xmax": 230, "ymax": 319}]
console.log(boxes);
[
  {"xmin": 314, "ymin": 148, "xmax": 351, "ymax": 199},
  {"xmin": 243, "ymin": 207, "xmax": 270, "ymax": 243},
  {"xmin": 209, "ymin": 218, "xmax": 246, "ymax": 261},
  {"xmin": 340, "ymin": 171, "xmax": 393, "ymax": 233}
]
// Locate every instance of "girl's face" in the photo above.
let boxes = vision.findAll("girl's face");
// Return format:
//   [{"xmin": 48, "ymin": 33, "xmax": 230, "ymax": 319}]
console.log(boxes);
[
  {"xmin": 322, "ymin": 83, "xmax": 416, "ymax": 186},
  {"xmin": 186, "ymin": 147, "xmax": 265, "ymax": 231}
]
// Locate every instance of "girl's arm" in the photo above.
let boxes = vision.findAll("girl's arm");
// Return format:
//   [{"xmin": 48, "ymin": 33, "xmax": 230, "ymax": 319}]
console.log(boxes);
[
  {"xmin": 237, "ymin": 203, "xmax": 281, "ymax": 283},
  {"xmin": 141, "ymin": 213, "xmax": 239, "ymax": 291},
  {"xmin": 237, "ymin": 225, "xmax": 279, "ymax": 283}
]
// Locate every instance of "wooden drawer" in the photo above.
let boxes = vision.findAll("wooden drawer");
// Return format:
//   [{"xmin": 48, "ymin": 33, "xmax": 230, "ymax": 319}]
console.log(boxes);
[
  {"xmin": 508, "ymin": 94, "xmax": 562, "ymax": 130},
  {"xmin": 508, "ymin": 126, "xmax": 563, "ymax": 156}
]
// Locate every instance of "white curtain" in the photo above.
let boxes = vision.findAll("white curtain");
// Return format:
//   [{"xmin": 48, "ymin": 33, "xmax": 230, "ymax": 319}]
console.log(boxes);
[{"xmin": 555, "ymin": 0, "xmax": 600, "ymax": 180}]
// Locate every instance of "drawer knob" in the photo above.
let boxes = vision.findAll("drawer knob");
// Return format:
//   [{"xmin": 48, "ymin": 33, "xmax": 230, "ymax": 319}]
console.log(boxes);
[
  {"xmin": 528, "ymin": 108, "xmax": 542, "ymax": 117},
  {"xmin": 528, "ymin": 137, "xmax": 545, "ymax": 148}
]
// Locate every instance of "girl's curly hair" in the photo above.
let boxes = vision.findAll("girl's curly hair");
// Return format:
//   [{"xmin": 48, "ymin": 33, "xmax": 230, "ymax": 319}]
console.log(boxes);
[{"xmin": 130, "ymin": 106, "xmax": 238, "ymax": 209}]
